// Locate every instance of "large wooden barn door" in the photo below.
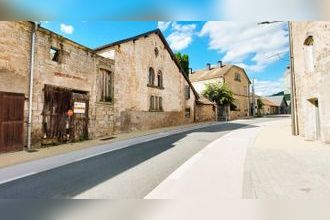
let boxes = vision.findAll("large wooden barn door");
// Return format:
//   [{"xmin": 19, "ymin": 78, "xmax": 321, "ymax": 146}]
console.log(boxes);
[
  {"xmin": 42, "ymin": 85, "xmax": 89, "ymax": 144},
  {"xmin": 0, "ymin": 92, "xmax": 25, "ymax": 153}
]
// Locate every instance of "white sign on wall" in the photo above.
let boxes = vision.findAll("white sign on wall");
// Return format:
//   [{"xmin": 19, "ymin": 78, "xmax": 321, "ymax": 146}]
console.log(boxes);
[{"xmin": 74, "ymin": 102, "xmax": 86, "ymax": 114}]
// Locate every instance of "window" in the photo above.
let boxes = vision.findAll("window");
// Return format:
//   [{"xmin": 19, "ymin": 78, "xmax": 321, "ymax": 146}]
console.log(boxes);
[
  {"xmin": 100, "ymin": 69, "xmax": 113, "ymax": 102},
  {"xmin": 148, "ymin": 67, "xmax": 155, "ymax": 86},
  {"xmin": 185, "ymin": 108, "xmax": 191, "ymax": 118},
  {"xmin": 150, "ymin": 96, "xmax": 163, "ymax": 111},
  {"xmin": 185, "ymin": 85, "xmax": 190, "ymax": 100},
  {"xmin": 154, "ymin": 47, "xmax": 159, "ymax": 57},
  {"xmin": 234, "ymin": 72, "xmax": 241, "ymax": 82},
  {"xmin": 157, "ymin": 71, "xmax": 163, "ymax": 88},
  {"xmin": 304, "ymin": 36, "xmax": 314, "ymax": 72},
  {"xmin": 50, "ymin": 47, "xmax": 61, "ymax": 63}
]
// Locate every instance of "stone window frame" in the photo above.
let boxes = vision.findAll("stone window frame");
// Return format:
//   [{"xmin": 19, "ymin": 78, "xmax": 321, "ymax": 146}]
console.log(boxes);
[
  {"xmin": 148, "ymin": 67, "xmax": 155, "ymax": 86},
  {"xmin": 185, "ymin": 108, "xmax": 191, "ymax": 118},
  {"xmin": 99, "ymin": 68, "xmax": 114, "ymax": 103},
  {"xmin": 303, "ymin": 35, "xmax": 315, "ymax": 73},
  {"xmin": 50, "ymin": 46, "xmax": 62, "ymax": 63},
  {"xmin": 149, "ymin": 95, "xmax": 163, "ymax": 112},
  {"xmin": 234, "ymin": 72, "xmax": 241, "ymax": 82},
  {"xmin": 157, "ymin": 70, "xmax": 164, "ymax": 88},
  {"xmin": 185, "ymin": 85, "xmax": 191, "ymax": 100}
]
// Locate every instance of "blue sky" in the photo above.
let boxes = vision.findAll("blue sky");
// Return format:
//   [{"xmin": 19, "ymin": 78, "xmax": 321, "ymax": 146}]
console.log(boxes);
[{"xmin": 41, "ymin": 21, "xmax": 290, "ymax": 96}]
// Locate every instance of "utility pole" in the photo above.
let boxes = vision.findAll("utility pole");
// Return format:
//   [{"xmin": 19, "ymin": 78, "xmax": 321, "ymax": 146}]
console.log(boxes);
[
  {"xmin": 257, "ymin": 21, "xmax": 299, "ymax": 135},
  {"xmin": 288, "ymin": 21, "xmax": 299, "ymax": 135},
  {"xmin": 252, "ymin": 78, "xmax": 256, "ymax": 117}
]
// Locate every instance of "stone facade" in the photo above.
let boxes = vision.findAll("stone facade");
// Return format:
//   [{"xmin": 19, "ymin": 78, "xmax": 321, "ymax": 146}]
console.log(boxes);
[
  {"xmin": 291, "ymin": 22, "xmax": 330, "ymax": 143},
  {"xmin": 0, "ymin": 21, "xmax": 115, "ymax": 147},
  {"xmin": 0, "ymin": 22, "xmax": 206, "ymax": 150},
  {"xmin": 190, "ymin": 64, "xmax": 251, "ymax": 120},
  {"xmin": 95, "ymin": 31, "xmax": 197, "ymax": 133},
  {"xmin": 195, "ymin": 103, "xmax": 216, "ymax": 122}
]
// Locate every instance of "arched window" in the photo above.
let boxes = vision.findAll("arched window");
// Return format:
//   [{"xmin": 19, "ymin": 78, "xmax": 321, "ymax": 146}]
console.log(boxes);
[
  {"xmin": 157, "ymin": 70, "xmax": 163, "ymax": 88},
  {"xmin": 148, "ymin": 67, "xmax": 155, "ymax": 86}
]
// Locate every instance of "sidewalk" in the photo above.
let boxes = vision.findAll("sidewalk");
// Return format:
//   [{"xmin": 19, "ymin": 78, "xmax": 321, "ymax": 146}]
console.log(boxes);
[
  {"xmin": 146, "ymin": 118, "xmax": 330, "ymax": 199},
  {"xmin": 0, "ymin": 121, "xmax": 218, "ymax": 169}
]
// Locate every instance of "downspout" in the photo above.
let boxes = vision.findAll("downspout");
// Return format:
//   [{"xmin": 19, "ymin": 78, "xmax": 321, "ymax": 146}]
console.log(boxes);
[{"xmin": 27, "ymin": 22, "xmax": 38, "ymax": 152}]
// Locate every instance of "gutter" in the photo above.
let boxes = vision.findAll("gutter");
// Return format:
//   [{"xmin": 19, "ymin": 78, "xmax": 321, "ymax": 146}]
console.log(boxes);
[{"xmin": 27, "ymin": 22, "xmax": 38, "ymax": 152}]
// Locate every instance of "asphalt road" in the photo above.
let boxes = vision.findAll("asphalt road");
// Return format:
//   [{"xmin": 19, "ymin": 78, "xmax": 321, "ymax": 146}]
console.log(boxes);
[{"xmin": 0, "ymin": 117, "xmax": 282, "ymax": 198}]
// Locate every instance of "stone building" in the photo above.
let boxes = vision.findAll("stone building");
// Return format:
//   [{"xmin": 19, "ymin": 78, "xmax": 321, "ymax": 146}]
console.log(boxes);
[
  {"xmin": 291, "ymin": 22, "xmax": 330, "ymax": 143},
  {"xmin": 0, "ymin": 22, "xmax": 211, "ymax": 152},
  {"xmin": 94, "ymin": 29, "xmax": 212, "ymax": 132},
  {"xmin": 190, "ymin": 63, "xmax": 251, "ymax": 120}
]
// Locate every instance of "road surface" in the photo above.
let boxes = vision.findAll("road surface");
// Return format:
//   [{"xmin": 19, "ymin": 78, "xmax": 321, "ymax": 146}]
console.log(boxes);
[{"xmin": 0, "ymin": 117, "xmax": 280, "ymax": 198}]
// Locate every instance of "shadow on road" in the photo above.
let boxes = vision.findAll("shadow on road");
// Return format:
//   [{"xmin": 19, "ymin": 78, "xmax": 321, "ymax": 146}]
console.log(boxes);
[{"xmin": 0, "ymin": 123, "xmax": 258, "ymax": 198}]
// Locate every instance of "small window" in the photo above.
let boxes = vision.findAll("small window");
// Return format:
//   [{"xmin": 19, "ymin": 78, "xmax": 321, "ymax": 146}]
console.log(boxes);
[
  {"xmin": 185, "ymin": 85, "xmax": 190, "ymax": 100},
  {"xmin": 235, "ymin": 73, "xmax": 241, "ymax": 82},
  {"xmin": 185, "ymin": 108, "xmax": 191, "ymax": 118},
  {"xmin": 150, "ymin": 96, "xmax": 155, "ymax": 111},
  {"xmin": 50, "ymin": 47, "xmax": 60, "ymax": 63},
  {"xmin": 148, "ymin": 67, "xmax": 155, "ymax": 86},
  {"xmin": 304, "ymin": 36, "xmax": 314, "ymax": 72},
  {"xmin": 157, "ymin": 71, "xmax": 163, "ymax": 88},
  {"xmin": 154, "ymin": 47, "xmax": 159, "ymax": 57},
  {"xmin": 150, "ymin": 96, "xmax": 163, "ymax": 112},
  {"xmin": 100, "ymin": 69, "xmax": 113, "ymax": 102}
]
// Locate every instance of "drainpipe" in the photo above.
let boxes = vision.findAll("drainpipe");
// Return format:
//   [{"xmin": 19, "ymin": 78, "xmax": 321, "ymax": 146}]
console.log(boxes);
[{"xmin": 27, "ymin": 22, "xmax": 38, "ymax": 152}]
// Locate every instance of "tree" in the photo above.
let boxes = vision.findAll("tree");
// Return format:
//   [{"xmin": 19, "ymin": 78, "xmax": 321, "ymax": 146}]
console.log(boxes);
[
  {"xmin": 175, "ymin": 52, "xmax": 189, "ymax": 76},
  {"xmin": 257, "ymin": 98, "xmax": 264, "ymax": 117},
  {"xmin": 202, "ymin": 82, "xmax": 235, "ymax": 106}
]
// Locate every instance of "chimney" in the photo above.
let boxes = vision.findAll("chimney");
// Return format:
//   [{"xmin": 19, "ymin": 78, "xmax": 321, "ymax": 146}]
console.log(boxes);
[
  {"xmin": 218, "ymin": 61, "xmax": 223, "ymax": 68},
  {"xmin": 206, "ymin": 63, "xmax": 211, "ymax": 70}
]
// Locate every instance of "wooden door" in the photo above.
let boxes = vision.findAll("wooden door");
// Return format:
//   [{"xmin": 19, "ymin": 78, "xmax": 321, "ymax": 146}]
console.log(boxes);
[{"xmin": 0, "ymin": 92, "xmax": 25, "ymax": 153}]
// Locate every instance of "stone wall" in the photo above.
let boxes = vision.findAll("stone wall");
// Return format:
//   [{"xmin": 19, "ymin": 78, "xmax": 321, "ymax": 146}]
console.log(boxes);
[
  {"xmin": 195, "ymin": 104, "xmax": 216, "ymax": 122},
  {"xmin": 97, "ymin": 32, "xmax": 196, "ymax": 132},
  {"xmin": 292, "ymin": 22, "xmax": 330, "ymax": 143},
  {"xmin": 0, "ymin": 21, "xmax": 116, "ymax": 148}
]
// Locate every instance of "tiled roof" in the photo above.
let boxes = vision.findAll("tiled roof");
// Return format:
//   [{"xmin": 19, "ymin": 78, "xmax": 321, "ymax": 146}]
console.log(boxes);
[{"xmin": 189, "ymin": 65, "xmax": 233, "ymax": 82}]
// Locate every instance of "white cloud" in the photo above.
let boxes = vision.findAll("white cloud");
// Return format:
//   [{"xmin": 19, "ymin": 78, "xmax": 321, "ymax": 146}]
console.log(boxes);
[
  {"xmin": 157, "ymin": 21, "xmax": 172, "ymax": 32},
  {"xmin": 167, "ymin": 22, "xmax": 196, "ymax": 51},
  {"xmin": 60, "ymin": 24, "xmax": 74, "ymax": 35},
  {"xmin": 254, "ymin": 78, "xmax": 284, "ymax": 96},
  {"xmin": 200, "ymin": 21, "xmax": 289, "ymax": 72}
]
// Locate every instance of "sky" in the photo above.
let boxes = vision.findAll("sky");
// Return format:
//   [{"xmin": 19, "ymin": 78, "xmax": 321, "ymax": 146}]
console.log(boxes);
[{"xmin": 41, "ymin": 21, "xmax": 290, "ymax": 96}]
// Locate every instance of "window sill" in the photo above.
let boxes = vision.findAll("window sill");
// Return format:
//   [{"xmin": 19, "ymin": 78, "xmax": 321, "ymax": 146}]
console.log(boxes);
[
  {"xmin": 97, "ymin": 101, "xmax": 114, "ymax": 106},
  {"xmin": 147, "ymin": 84, "xmax": 165, "ymax": 90},
  {"xmin": 149, "ymin": 110, "xmax": 164, "ymax": 112}
]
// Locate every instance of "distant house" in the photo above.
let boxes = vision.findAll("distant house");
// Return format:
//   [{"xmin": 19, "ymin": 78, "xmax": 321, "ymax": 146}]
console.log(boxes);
[
  {"xmin": 190, "ymin": 62, "xmax": 251, "ymax": 120},
  {"xmin": 266, "ymin": 96, "xmax": 289, "ymax": 114}
]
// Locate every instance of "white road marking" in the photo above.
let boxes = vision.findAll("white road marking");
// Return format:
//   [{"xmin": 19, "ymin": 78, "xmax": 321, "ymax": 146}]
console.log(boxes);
[
  {"xmin": 0, "ymin": 172, "xmax": 37, "ymax": 185},
  {"xmin": 169, "ymin": 153, "xmax": 203, "ymax": 180}
]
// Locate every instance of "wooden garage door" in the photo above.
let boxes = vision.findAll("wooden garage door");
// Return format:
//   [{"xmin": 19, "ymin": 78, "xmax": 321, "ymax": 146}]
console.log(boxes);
[{"xmin": 0, "ymin": 92, "xmax": 25, "ymax": 153}]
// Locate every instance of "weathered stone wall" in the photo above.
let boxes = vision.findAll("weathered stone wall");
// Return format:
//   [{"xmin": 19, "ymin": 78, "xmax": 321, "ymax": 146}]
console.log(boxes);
[
  {"xmin": 0, "ymin": 21, "xmax": 33, "ymax": 146},
  {"xmin": 0, "ymin": 21, "xmax": 116, "ymax": 147},
  {"xmin": 292, "ymin": 22, "xmax": 330, "ymax": 143},
  {"xmin": 195, "ymin": 104, "xmax": 216, "ymax": 122},
  {"xmin": 98, "ymin": 33, "xmax": 196, "ymax": 132}
]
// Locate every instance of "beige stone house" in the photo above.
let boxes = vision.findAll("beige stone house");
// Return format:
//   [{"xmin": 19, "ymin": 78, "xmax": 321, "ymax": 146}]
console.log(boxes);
[
  {"xmin": 0, "ymin": 22, "xmax": 212, "ymax": 153},
  {"xmin": 291, "ymin": 22, "xmax": 330, "ymax": 143},
  {"xmin": 190, "ymin": 63, "xmax": 251, "ymax": 120},
  {"xmin": 94, "ymin": 29, "xmax": 204, "ymax": 132}
]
